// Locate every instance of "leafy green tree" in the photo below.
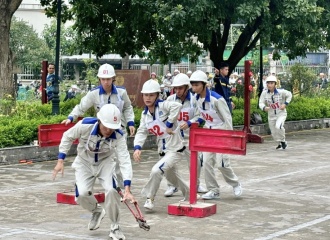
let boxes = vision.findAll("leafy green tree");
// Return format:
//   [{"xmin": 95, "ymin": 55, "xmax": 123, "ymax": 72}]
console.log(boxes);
[
  {"xmin": 10, "ymin": 17, "xmax": 53, "ymax": 69},
  {"xmin": 289, "ymin": 63, "xmax": 318, "ymax": 97},
  {"xmin": 81, "ymin": 59, "xmax": 99, "ymax": 86},
  {"xmin": 40, "ymin": 0, "xmax": 330, "ymax": 71},
  {"xmin": 42, "ymin": 19, "xmax": 79, "ymax": 56}
]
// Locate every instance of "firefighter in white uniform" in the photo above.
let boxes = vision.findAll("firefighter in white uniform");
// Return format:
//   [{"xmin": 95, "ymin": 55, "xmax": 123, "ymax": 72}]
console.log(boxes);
[
  {"xmin": 61, "ymin": 64, "xmax": 135, "ymax": 134},
  {"xmin": 61, "ymin": 63, "xmax": 135, "ymax": 187},
  {"xmin": 53, "ymin": 104, "xmax": 135, "ymax": 240},
  {"xmin": 133, "ymin": 80, "xmax": 189, "ymax": 210},
  {"xmin": 190, "ymin": 70, "xmax": 242, "ymax": 200},
  {"xmin": 164, "ymin": 73, "xmax": 207, "ymax": 196},
  {"xmin": 259, "ymin": 75, "xmax": 292, "ymax": 149}
]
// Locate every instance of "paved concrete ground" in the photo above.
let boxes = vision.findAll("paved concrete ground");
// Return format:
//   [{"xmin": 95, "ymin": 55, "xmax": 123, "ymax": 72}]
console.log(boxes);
[{"xmin": 1, "ymin": 129, "xmax": 329, "ymax": 240}]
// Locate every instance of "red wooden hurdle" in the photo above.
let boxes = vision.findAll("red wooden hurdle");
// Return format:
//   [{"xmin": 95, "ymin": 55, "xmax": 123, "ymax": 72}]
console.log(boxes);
[
  {"xmin": 168, "ymin": 123, "xmax": 247, "ymax": 218},
  {"xmin": 38, "ymin": 123, "xmax": 78, "ymax": 147}
]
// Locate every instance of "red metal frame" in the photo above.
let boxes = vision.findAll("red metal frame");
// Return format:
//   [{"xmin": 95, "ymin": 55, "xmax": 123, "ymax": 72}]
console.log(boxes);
[
  {"xmin": 38, "ymin": 123, "xmax": 78, "ymax": 147},
  {"xmin": 168, "ymin": 123, "xmax": 247, "ymax": 218},
  {"xmin": 189, "ymin": 124, "xmax": 246, "ymax": 205},
  {"xmin": 41, "ymin": 60, "xmax": 48, "ymax": 104},
  {"xmin": 243, "ymin": 60, "xmax": 264, "ymax": 143}
]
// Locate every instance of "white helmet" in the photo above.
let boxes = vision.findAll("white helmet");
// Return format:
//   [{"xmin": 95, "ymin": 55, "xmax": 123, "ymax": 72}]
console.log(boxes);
[
  {"xmin": 190, "ymin": 70, "xmax": 208, "ymax": 83},
  {"xmin": 172, "ymin": 73, "xmax": 190, "ymax": 87},
  {"xmin": 174, "ymin": 69, "xmax": 180, "ymax": 73},
  {"xmin": 266, "ymin": 75, "xmax": 277, "ymax": 83},
  {"xmin": 97, "ymin": 64, "xmax": 116, "ymax": 78},
  {"xmin": 141, "ymin": 80, "xmax": 161, "ymax": 93},
  {"xmin": 97, "ymin": 104, "xmax": 121, "ymax": 129},
  {"xmin": 187, "ymin": 70, "xmax": 192, "ymax": 75}
]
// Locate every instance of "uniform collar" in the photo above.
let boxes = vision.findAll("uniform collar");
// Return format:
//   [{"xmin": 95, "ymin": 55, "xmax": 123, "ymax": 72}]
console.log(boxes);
[
  {"xmin": 267, "ymin": 88, "xmax": 279, "ymax": 94},
  {"xmin": 143, "ymin": 99, "xmax": 164, "ymax": 114},
  {"xmin": 195, "ymin": 89, "xmax": 211, "ymax": 102},
  {"xmin": 98, "ymin": 84, "xmax": 118, "ymax": 95},
  {"xmin": 175, "ymin": 91, "xmax": 191, "ymax": 101}
]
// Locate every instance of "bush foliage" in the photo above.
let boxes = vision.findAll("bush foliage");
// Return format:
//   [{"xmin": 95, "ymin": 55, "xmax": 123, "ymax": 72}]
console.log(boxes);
[{"xmin": 0, "ymin": 96, "xmax": 330, "ymax": 148}]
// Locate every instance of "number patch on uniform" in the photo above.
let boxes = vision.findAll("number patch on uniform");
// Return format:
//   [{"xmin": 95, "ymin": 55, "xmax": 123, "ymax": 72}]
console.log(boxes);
[
  {"xmin": 148, "ymin": 125, "xmax": 164, "ymax": 136},
  {"xmin": 269, "ymin": 102, "xmax": 280, "ymax": 109},
  {"xmin": 178, "ymin": 112, "xmax": 189, "ymax": 121},
  {"xmin": 201, "ymin": 113, "xmax": 214, "ymax": 122}
]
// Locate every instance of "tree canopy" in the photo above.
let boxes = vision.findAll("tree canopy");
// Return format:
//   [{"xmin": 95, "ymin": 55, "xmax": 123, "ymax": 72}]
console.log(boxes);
[
  {"xmin": 36, "ymin": 1, "xmax": 330, "ymax": 72},
  {"xmin": 10, "ymin": 17, "xmax": 53, "ymax": 69},
  {"xmin": 42, "ymin": 20, "xmax": 79, "ymax": 56}
]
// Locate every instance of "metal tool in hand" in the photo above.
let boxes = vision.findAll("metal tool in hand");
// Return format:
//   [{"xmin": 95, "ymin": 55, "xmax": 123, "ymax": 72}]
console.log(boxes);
[{"xmin": 116, "ymin": 187, "xmax": 150, "ymax": 231}]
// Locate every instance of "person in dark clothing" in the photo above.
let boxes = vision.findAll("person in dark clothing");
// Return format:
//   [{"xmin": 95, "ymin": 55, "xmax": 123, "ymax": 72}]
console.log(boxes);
[
  {"xmin": 63, "ymin": 84, "xmax": 78, "ymax": 102},
  {"xmin": 46, "ymin": 63, "xmax": 61, "ymax": 102},
  {"xmin": 213, "ymin": 62, "xmax": 235, "ymax": 113}
]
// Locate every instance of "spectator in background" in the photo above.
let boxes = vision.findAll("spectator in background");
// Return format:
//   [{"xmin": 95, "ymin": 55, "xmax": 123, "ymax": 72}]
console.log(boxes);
[
  {"xmin": 205, "ymin": 72, "xmax": 214, "ymax": 90},
  {"xmin": 161, "ymin": 70, "xmax": 171, "ymax": 82},
  {"xmin": 159, "ymin": 84, "xmax": 167, "ymax": 100},
  {"xmin": 173, "ymin": 69, "xmax": 180, "ymax": 76},
  {"xmin": 262, "ymin": 75, "xmax": 268, "ymax": 91},
  {"xmin": 213, "ymin": 62, "xmax": 235, "ymax": 113},
  {"xmin": 30, "ymin": 80, "xmax": 41, "ymax": 99},
  {"xmin": 46, "ymin": 63, "xmax": 60, "ymax": 102},
  {"xmin": 162, "ymin": 73, "xmax": 172, "ymax": 98},
  {"xmin": 16, "ymin": 80, "xmax": 23, "ymax": 93},
  {"xmin": 237, "ymin": 72, "xmax": 245, "ymax": 85},
  {"xmin": 319, "ymin": 73, "xmax": 328, "ymax": 89},
  {"xmin": 150, "ymin": 72, "xmax": 157, "ymax": 81},
  {"xmin": 186, "ymin": 70, "xmax": 192, "ymax": 78},
  {"xmin": 229, "ymin": 72, "xmax": 238, "ymax": 86},
  {"xmin": 64, "ymin": 84, "xmax": 79, "ymax": 102}
]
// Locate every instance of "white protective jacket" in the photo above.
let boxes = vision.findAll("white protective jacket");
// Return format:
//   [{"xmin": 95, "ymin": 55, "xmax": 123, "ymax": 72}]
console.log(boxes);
[
  {"xmin": 58, "ymin": 118, "xmax": 133, "ymax": 186},
  {"xmin": 194, "ymin": 89, "xmax": 233, "ymax": 130},
  {"xmin": 166, "ymin": 90, "xmax": 204, "ymax": 142},
  {"xmin": 134, "ymin": 99, "xmax": 184, "ymax": 153},
  {"xmin": 259, "ymin": 88, "xmax": 292, "ymax": 119},
  {"xmin": 67, "ymin": 84, "xmax": 135, "ymax": 128}
]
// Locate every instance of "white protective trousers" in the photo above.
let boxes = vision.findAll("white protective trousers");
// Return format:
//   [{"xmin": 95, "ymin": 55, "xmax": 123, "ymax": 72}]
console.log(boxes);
[
  {"xmin": 73, "ymin": 157, "xmax": 121, "ymax": 225},
  {"xmin": 203, "ymin": 152, "xmax": 239, "ymax": 194},
  {"xmin": 141, "ymin": 151, "xmax": 189, "ymax": 199},
  {"xmin": 169, "ymin": 144, "xmax": 203, "ymax": 187},
  {"xmin": 268, "ymin": 113, "xmax": 287, "ymax": 142}
]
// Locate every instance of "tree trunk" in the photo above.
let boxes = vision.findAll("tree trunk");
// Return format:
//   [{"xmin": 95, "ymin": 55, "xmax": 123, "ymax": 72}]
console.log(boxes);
[{"xmin": 0, "ymin": 0, "xmax": 22, "ymax": 100}]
